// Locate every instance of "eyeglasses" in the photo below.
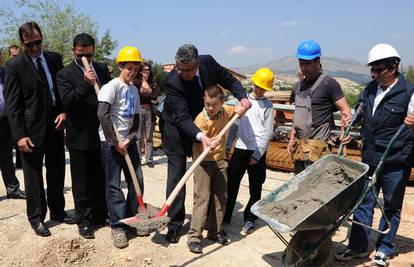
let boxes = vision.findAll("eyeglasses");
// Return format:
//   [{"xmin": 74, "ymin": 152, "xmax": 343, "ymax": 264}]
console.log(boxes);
[
  {"xmin": 24, "ymin": 39, "xmax": 42, "ymax": 48},
  {"xmin": 175, "ymin": 64, "xmax": 198, "ymax": 74},
  {"xmin": 75, "ymin": 53, "xmax": 94, "ymax": 58},
  {"xmin": 371, "ymin": 66, "xmax": 387, "ymax": 74}
]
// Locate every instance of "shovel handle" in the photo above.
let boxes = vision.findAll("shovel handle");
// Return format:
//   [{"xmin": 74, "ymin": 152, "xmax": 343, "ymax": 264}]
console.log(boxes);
[
  {"xmin": 163, "ymin": 113, "xmax": 240, "ymax": 210},
  {"xmin": 81, "ymin": 57, "xmax": 145, "ymax": 208},
  {"xmin": 338, "ymin": 103, "xmax": 364, "ymax": 157}
]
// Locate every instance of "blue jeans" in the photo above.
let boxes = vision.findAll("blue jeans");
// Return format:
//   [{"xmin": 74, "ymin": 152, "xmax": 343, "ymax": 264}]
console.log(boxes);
[
  {"xmin": 348, "ymin": 165, "xmax": 410, "ymax": 256},
  {"xmin": 100, "ymin": 142, "xmax": 143, "ymax": 228}
]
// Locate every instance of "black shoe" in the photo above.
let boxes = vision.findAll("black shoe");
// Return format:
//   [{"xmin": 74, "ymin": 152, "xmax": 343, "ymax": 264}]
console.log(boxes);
[
  {"xmin": 165, "ymin": 229, "xmax": 180, "ymax": 243},
  {"xmin": 147, "ymin": 161, "xmax": 155, "ymax": 168},
  {"xmin": 78, "ymin": 226, "xmax": 95, "ymax": 239},
  {"xmin": 7, "ymin": 189, "xmax": 26, "ymax": 199},
  {"xmin": 208, "ymin": 231, "xmax": 230, "ymax": 245},
  {"xmin": 188, "ymin": 242, "xmax": 202, "ymax": 254},
  {"xmin": 51, "ymin": 214, "xmax": 76, "ymax": 225},
  {"xmin": 31, "ymin": 222, "xmax": 51, "ymax": 237}
]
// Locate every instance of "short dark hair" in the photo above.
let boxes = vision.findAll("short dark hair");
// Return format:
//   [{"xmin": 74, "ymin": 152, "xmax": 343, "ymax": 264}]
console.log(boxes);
[
  {"xmin": 73, "ymin": 33, "xmax": 95, "ymax": 48},
  {"xmin": 18, "ymin": 21, "xmax": 42, "ymax": 43},
  {"xmin": 204, "ymin": 85, "xmax": 225, "ymax": 101},
  {"xmin": 175, "ymin": 44, "xmax": 199, "ymax": 64}
]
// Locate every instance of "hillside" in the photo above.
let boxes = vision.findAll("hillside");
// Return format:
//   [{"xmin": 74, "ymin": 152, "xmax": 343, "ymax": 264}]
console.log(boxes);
[{"xmin": 235, "ymin": 56, "xmax": 371, "ymax": 85}]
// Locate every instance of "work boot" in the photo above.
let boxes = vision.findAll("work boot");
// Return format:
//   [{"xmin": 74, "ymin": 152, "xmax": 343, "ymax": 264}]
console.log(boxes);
[
  {"xmin": 111, "ymin": 228, "xmax": 128, "ymax": 248},
  {"xmin": 335, "ymin": 248, "xmax": 369, "ymax": 261},
  {"xmin": 187, "ymin": 242, "xmax": 202, "ymax": 254}
]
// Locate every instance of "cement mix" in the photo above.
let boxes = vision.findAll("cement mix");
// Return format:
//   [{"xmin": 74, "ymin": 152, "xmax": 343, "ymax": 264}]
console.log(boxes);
[{"xmin": 258, "ymin": 161, "xmax": 361, "ymax": 228}]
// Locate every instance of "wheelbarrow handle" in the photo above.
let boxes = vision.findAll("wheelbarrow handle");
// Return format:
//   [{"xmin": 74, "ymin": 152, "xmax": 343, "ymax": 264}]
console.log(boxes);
[{"xmin": 338, "ymin": 103, "xmax": 364, "ymax": 157}]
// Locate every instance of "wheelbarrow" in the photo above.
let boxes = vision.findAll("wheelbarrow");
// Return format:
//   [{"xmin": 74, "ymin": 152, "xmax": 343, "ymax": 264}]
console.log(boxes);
[{"xmin": 251, "ymin": 121, "xmax": 405, "ymax": 266}]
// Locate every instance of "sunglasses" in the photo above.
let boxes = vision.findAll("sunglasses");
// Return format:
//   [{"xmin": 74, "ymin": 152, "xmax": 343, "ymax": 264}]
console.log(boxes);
[
  {"xmin": 76, "ymin": 53, "xmax": 94, "ymax": 58},
  {"xmin": 371, "ymin": 66, "xmax": 387, "ymax": 74},
  {"xmin": 24, "ymin": 39, "xmax": 42, "ymax": 48}
]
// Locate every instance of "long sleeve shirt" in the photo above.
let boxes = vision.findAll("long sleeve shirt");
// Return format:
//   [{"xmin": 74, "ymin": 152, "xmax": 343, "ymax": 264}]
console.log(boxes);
[{"xmin": 235, "ymin": 93, "xmax": 274, "ymax": 160}]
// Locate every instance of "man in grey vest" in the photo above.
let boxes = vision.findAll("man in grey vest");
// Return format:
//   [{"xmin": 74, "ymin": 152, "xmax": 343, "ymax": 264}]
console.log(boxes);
[{"xmin": 287, "ymin": 40, "xmax": 351, "ymax": 174}]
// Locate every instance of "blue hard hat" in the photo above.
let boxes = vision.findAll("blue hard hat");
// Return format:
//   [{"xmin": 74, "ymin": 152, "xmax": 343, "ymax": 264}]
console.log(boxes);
[{"xmin": 296, "ymin": 40, "xmax": 321, "ymax": 60}]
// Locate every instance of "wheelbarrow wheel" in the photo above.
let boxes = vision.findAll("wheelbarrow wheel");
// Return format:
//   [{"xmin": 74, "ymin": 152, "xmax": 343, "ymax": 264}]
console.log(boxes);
[{"xmin": 281, "ymin": 230, "xmax": 333, "ymax": 267}]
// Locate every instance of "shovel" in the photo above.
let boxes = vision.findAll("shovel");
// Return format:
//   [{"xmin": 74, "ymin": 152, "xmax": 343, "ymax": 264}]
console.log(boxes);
[
  {"xmin": 121, "ymin": 113, "xmax": 241, "ymax": 234},
  {"xmin": 81, "ymin": 57, "xmax": 159, "ymax": 232}
]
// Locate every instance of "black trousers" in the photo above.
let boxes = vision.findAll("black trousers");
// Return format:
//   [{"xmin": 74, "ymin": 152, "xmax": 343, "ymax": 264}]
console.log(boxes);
[
  {"xmin": 223, "ymin": 148, "xmax": 267, "ymax": 223},
  {"xmin": 69, "ymin": 148, "xmax": 107, "ymax": 227},
  {"xmin": 20, "ymin": 126, "xmax": 66, "ymax": 225},
  {"xmin": 0, "ymin": 117, "xmax": 20, "ymax": 194},
  {"xmin": 164, "ymin": 149, "xmax": 187, "ymax": 232}
]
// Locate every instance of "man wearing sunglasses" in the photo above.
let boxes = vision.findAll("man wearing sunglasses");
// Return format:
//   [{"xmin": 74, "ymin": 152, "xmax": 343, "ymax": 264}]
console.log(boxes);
[
  {"xmin": 3, "ymin": 21, "xmax": 74, "ymax": 237},
  {"xmin": 336, "ymin": 44, "xmax": 414, "ymax": 266},
  {"xmin": 160, "ymin": 44, "xmax": 251, "ymax": 243},
  {"xmin": 57, "ymin": 33, "xmax": 111, "ymax": 239}
]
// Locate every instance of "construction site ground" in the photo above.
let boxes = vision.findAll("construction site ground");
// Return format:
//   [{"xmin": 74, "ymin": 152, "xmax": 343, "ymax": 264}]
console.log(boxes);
[{"xmin": 0, "ymin": 149, "xmax": 413, "ymax": 267}]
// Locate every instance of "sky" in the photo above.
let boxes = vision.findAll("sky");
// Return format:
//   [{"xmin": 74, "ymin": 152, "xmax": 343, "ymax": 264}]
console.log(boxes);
[{"xmin": 3, "ymin": 0, "xmax": 414, "ymax": 68}]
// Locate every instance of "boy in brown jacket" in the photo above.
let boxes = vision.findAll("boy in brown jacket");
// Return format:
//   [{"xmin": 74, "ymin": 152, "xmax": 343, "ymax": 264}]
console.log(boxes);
[{"xmin": 187, "ymin": 85, "xmax": 245, "ymax": 254}]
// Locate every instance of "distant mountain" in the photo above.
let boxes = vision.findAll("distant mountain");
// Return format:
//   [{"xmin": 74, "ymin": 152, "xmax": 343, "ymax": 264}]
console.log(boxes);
[{"xmin": 234, "ymin": 56, "xmax": 371, "ymax": 84}]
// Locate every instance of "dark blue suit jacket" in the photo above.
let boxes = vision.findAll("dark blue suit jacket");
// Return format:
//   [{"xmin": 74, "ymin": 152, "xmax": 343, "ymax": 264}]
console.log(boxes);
[{"xmin": 161, "ymin": 55, "xmax": 246, "ymax": 155}]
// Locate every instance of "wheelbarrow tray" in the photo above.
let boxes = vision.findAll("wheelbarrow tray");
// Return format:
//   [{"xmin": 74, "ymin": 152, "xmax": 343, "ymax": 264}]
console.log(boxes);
[{"xmin": 251, "ymin": 154, "xmax": 369, "ymax": 233}]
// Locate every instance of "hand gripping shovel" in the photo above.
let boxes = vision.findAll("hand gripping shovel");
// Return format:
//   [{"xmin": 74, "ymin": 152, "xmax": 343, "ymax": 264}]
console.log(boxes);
[
  {"xmin": 122, "ymin": 113, "xmax": 241, "ymax": 234},
  {"xmin": 81, "ymin": 58, "xmax": 161, "ymax": 234}
]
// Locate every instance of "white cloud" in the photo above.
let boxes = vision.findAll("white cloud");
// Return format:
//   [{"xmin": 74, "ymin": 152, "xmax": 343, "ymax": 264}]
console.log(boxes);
[
  {"xmin": 281, "ymin": 20, "xmax": 307, "ymax": 27},
  {"xmin": 227, "ymin": 46, "xmax": 272, "ymax": 55}
]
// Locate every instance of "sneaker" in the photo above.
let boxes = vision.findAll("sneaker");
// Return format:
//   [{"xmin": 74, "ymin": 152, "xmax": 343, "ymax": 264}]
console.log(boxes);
[
  {"xmin": 147, "ymin": 161, "xmax": 154, "ymax": 168},
  {"xmin": 141, "ymin": 158, "xmax": 147, "ymax": 165},
  {"xmin": 243, "ymin": 221, "xmax": 255, "ymax": 235},
  {"xmin": 371, "ymin": 251, "xmax": 390, "ymax": 266},
  {"xmin": 335, "ymin": 248, "xmax": 369, "ymax": 261},
  {"xmin": 111, "ymin": 228, "xmax": 128, "ymax": 248}
]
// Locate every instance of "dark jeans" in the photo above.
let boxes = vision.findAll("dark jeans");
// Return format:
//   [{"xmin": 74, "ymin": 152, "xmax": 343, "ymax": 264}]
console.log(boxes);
[
  {"xmin": 100, "ymin": 141, "xmax": 143, "ymax": 228},
  {"xmin": 348, "ymin": 165, "xmax": 411, "ymax": 256},
  {"xmin": 69, "ymin": 148, "xmax": 107, "ymax": 227},
  {"xmin": 223, "ymin": 148, "xmax": 267, "ymax": 223},
  {"xmin": 0, "ymin": 132, "xmax": 20, "ymax": 194}
]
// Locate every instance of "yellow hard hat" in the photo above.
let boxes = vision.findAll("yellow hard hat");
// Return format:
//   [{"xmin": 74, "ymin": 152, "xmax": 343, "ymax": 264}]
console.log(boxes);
[
  {"xmin": 116, "ymin": 46, "xmax": 143, "ymax": 64},
  {"xmin": 252, "ymin": 68, "xmax": 274, "ymax": 91}
]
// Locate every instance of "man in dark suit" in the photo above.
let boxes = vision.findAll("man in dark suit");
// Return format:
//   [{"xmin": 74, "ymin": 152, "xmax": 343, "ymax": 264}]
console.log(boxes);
[
  {"xmin": 160, "ymin": 44, "xmax": 251, "ymax": 243},
  {"xmin": 57, "ymin": 33, "xmax": 111, "ymax": 239},
  {"xmin": 3, "ymin": 21, "xmax": 74, "ymax": 237},
  {"xmin": 0, "ymin": 50, "xmax": 26, "ymax": 199}
]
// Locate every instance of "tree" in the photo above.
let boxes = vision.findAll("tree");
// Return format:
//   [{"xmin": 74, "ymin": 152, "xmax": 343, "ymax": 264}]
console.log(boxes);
[
  {"xmin": 146, "ymin": 59, "xmax": 167, "ymax": 95},
  {"xmin": 0, "ymin": 0, "xmax": 117, "ymax": 64},
  {"xmin": 405, "ymin": 65, "xmax": 414, "ymax": 84}
]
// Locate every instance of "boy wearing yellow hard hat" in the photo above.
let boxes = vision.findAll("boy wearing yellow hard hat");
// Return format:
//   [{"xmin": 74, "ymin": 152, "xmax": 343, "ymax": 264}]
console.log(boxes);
[
  {"xmin": 223, "ymin": 68, "xmax": 275, "ymax": 234},
  {"xmin": 97, "ymin": 46, "xmax": 144, "ymax": 249}
]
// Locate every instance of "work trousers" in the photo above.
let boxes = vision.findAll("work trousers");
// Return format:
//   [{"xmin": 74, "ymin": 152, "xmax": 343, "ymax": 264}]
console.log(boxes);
[
  {"xmin": 137, "ymin": 107, "xmax": 154, "ymax": 162},
  {"xmin": 0, "ymin": 117, "xmax": 20, "ymax": 194},
  {"xmin": 100, "ymin": 141, "xmax": 143, "ymax": 228},
  {"xmin": 20, "ymin": 126, "xmax": 66, "ymax": 225},
  {"xmin": 188, "ymin": 160, "xmax": 227, "ymax": 242},
  {"xmin": 69, "ymin": 148, "xmax": 107, "ymax": 227},
  {"xmin": 348, "ymin": 165, "xmax": 411, "ymax": 256},
  {"xmin": 223, "ymin": 148, "xmax": 267, "ymax": 223}
]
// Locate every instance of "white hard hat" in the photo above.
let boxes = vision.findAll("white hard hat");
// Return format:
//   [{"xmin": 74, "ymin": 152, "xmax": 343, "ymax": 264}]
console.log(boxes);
[{"xmin": 367, "ymin": 43, "xmax": 400, "ymax": 65}]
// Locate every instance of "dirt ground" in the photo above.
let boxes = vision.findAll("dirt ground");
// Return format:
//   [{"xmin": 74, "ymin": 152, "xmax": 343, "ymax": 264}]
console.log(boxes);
[{"xmin": 0, "ymin": 149, "xmax": 413, "ymax": 267}]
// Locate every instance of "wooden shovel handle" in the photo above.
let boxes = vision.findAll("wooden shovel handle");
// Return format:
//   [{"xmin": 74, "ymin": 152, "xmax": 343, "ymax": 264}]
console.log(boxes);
[
  {"xmin": 81, "ymin": 57, "xmax": 144, "ymax": 201},
  {"xmin": 165, "ymin": 113, "xmax": 240, "ymax": 206}
]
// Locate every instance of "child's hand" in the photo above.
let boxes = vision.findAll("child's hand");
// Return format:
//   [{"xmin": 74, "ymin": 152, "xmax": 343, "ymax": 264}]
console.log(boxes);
[
  {"xmin": 210, "ymin": 136, "xmax": 222, "ymax": 149},
  {"xmin": 115, "ymin": 139, "xmax": 130, "ymax": 155},
  {"xmin": 235, "ymin": 105, "xmax": 247, "ymax": 116},
  {"xmin": 249, "ymin": 158, "xmax": 258, "ymax": 165}
]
